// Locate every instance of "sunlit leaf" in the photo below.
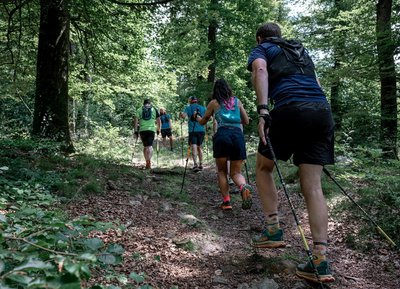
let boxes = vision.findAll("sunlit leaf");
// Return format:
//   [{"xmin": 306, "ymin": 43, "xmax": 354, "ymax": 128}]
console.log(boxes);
[
  {"xmin": 14, "ymin": 258, "xmax": 53, "ymax": 271},
  {"xmin": 78, "ymin": 253, "xmax": 97, "ymax": 262}
]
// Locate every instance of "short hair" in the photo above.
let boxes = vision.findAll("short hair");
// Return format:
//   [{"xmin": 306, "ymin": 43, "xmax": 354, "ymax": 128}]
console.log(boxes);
[
  {"xmin": 256, "ymin": 22, "xmax": 282, "ymax": 41},
  {"xmin": 189, "ymin": 96, "xmax": 198, "ymax": 103},
  {"xmin": 143, "ymin": 99, "xmax": 151, "ymax": 105}
]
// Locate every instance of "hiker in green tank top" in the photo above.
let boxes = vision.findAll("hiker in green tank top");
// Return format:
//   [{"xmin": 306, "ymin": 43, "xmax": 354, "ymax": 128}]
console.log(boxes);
[{"xmin": 133, "ymin": 99, "xmax": 161, "ymax": 169}]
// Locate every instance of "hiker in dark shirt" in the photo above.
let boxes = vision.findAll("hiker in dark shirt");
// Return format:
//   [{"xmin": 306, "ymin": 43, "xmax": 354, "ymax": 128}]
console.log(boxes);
[
  {"xmin": 195, "ymin": 79, "xmax": 253, "ymax": 210},
  {"xmin": 247, "ymin": 22, "xmax": 335, "ymax": 283}
]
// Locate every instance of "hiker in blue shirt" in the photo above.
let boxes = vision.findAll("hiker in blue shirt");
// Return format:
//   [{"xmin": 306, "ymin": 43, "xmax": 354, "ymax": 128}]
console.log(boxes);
[
  {"xmin": 195, "ymin": 79, "xmax": 253, "ymax": 211},
  {"xmin": 180, "ymin": 96, "xmax": 206, "ymax": 172},
  {"xmin": 160, "ymin": 107, "xmax": 174, "ymax": 151},
  {"xmin": 247, "ymin": 22, "xmax": 335, "ymax": 283}
]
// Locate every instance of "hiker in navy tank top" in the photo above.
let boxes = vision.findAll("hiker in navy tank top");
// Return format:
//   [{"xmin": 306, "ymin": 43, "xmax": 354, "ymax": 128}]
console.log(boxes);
[
  {"xmin": 195, "ymin": 79, "xmax": 254, "ymax": 211},
  {"xmin": 247, "ymin": 22, "xmax": 335, "ymax": 283}
]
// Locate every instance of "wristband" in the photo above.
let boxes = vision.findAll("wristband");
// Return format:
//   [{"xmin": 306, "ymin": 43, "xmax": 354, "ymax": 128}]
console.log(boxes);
[{"xmin": 257, "ymin": 104, "xmax": 269, "ymax": 114}]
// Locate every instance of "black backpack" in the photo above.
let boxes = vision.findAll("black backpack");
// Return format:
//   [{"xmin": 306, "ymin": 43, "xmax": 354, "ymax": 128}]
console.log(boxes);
[
  {"xmin": 142, "ymin": 105, "xmax": 153, "ymax": 120},
  {"xmin": 262, "ymin": 37, "xmax": 315, "ymax": 82}
]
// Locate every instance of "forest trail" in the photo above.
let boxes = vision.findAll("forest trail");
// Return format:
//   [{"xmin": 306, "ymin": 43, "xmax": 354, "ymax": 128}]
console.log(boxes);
[{"xmin": 66, "ymin": 162, "xmax": 400, "ymax": 289}]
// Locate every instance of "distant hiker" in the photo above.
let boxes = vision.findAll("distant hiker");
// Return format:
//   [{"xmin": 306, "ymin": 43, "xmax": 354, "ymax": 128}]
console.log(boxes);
[
  {"xmin": 133, "ymin": 99, "xmax": 161, "ymax": 169},
  {"xmin": 247, "ymin": 22, "xmax": 335, "ymax": 283},
  {"xmin": 160, "ymin": 107, "xmax": 174, "ymax": 151},
  {"xmin": 180, "ymin": 96, "xmax": 206, "ymax": 172},
  {"xmin": 195, "ymin": 79, "xmax": 253, "ymax": 211}
]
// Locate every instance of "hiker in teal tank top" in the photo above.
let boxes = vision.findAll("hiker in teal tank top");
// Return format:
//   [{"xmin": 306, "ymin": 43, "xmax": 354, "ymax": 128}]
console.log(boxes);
[
  {"xmin": 195, "ymin": 79, "xmax": 254, "ymax": 211},
  {"xmin": 133, "ymin": 99, "xmax": 161, "ymax": 169}
]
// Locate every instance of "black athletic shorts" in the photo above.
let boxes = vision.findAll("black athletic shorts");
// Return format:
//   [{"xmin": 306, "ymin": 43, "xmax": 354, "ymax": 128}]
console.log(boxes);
[
  {"xmin": 140, "ymin": 130, "xmax": 155, "ymax": 147},
  {"xmin": 188, "ymin": 132, "xmax": 205, "ymax": 146},
  {"xmin": 258, "ymin": 101, "xmax": 335, "ymax": 166},
  {"xmin": 161, "ymin": 128, "xmax": 172, "ymax": 138},
  {"xmin": 213, "ymin": 126, "xmax": 246, "ymax": 160}
]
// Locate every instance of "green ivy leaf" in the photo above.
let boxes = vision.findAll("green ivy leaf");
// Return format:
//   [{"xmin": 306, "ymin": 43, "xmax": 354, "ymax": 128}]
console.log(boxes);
[
  {"xmin": 78, "ymin": 253, "xmax": 97, "ymax": 262},
  {"xmin": 14, "ymin": 258, "xmax": 53, "ymax": 271},
  {"xmin": 59, "ymin": 281, "xmax": 81, "ymax": 289},
  {"xmin": 84, "ymin": 238, "xmax": 104, "ymax": 251},
  {"xmin": 98, "ymin": 253, "xmax": 116, "ymax": 264},
  {"xmin": 129, "ymin": 272, "xmax": 145, "ymax": 283},
  {"xmin": 116, "ymin": 274, "xmax": 128, "ymax": 284},
  {"xmin": 0, "ymin": 260, "xmax": 4, "ymax": 274},
  {"xmin": 106, "ymin": 244, "xmax": 124, "ymax": 255},
  {"xmin": 5, "ymin": 273, "xmax": 32, "ymax": 285}
]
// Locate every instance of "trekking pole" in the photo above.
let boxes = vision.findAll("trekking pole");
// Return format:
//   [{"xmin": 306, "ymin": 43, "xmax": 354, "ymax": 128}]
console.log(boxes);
[
  {"xmin": 323, "ymin": 167, "xmax": 397, "ymax": 247},
  {"xmin": 180, "ymin": 144, "xmax": 191, "ymax": 194},
  {"xmin": 265, "ymin": 136, "xmax": 324, "ymax": 288},
  {"xmin": 179, "ymin": 118, "xmax": 197, "ymax": 194},
  {"xmin": 180, "ymin": 120, "xmax": 184, "ymax": 165},
  {"xmin": 205, "ymin": 124, "xmax": 209, "ymax": 162},
  {"xmin": 244, "ymin": 160, "xmax": 250, "ymax": 184},
  {"xmin": 156, "ymin": 133, "xmax": 160, "ymax": 167},
  {"xmin": 131, "ymin": 131, "xmax": 139, "ymax": 161}
]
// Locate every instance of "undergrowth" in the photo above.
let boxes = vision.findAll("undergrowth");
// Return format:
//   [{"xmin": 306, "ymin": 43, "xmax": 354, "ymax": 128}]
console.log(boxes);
[{"xmin": 1, "ymin": 133, "xmax": 398, "ymax": 288}]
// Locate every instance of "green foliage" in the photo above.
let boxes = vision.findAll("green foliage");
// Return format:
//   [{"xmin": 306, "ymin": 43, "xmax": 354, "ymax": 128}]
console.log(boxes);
[
  {"xmin": 0, "ymin": 182, "xmax": 124, "ymax": 288},
  {"xmin": 77, "ymin": 125, "xmax": 132, "ymax": 163},
  {"xmin": 328, "ymin": 144, "xmax": 400, "ymax": 247}
]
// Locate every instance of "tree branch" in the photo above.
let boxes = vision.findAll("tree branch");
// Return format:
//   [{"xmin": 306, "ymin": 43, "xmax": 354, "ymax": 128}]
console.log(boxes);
[
  {"xmin": 6, "ymin": 236, "xmax": 78, "ymax": 257},
  {"xmin": 106, "ymin": 0, "xmax": 174, "ymax": 7}
]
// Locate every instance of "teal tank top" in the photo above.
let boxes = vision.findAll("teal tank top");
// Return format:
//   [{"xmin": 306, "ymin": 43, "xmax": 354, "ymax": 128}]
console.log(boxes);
[{"xmin": 214, "ymin": 97, "xmax": 241, "ymax": 128}]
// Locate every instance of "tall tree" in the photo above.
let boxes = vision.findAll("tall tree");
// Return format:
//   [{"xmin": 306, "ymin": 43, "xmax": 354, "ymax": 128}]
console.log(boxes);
[
  {"xmin": 32, "ymin": 0, "xmax": 72, "ymax": 149},
  {"xmin": 376, "ymin": 0, "xmax": 398, "ymax": 158},
  {"xmin": 207, "ymin": 0, "xmax": 218, "ymax": 85}
]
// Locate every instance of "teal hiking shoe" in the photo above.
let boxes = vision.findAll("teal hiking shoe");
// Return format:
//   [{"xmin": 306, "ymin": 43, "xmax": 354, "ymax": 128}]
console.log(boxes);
[
  {"xmin": 252, "ymin": 228, "xmax": 286, "ymax": 248},
  {"xmin": 220, "ymin": 201, "xmax": 233, "ymax": 210},
  {"xmin": 240, "ymin": 184, "xmax": 253, "ymax": 210},
  {"xmin": 296, "ymin": 260, "xmax": 335, "ymax": 283}
]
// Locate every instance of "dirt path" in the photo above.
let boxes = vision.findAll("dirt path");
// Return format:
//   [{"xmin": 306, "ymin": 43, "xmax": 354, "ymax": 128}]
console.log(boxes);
[{"xmin": 67, "ymin": 164, "xmax": 399, "ymax": 289}]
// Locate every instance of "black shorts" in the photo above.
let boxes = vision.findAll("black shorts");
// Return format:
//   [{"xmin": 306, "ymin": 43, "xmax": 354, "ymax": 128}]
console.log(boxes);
[
  {"xmin": 213, "ymin": 126, "xmax": 246, "ymax": 160},
  {"xmin": 188, "ymin": 132, "xmax": 205, "ymax": 146},
  {"xmin": 258, "ymin": 102, "xmax": 335, "ymax": 166},
  {"xmin": 161, "ymin": 128, "xmax": 172, "ymax": 138},
  {"xmin": 140, "ymin": 131, "xmax": 155, "ymax": 147}
]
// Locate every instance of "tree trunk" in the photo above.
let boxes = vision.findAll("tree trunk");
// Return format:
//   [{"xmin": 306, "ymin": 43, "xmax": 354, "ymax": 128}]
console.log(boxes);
[
  {"xmin": 329, "ymin": 0, "xmax": 346, "ymax": 131},
  {"xmin": 32, "ymin": 0, "xmax": 73, "ymax": 151},
  {"xmin": 376, "ymin": 0, "xmax": 398, "ymax": 159},
  {"xmin": 207, "ymin": 0, "xmax": 217, "ymax": 84},
  {"xmin": 330, "ymin": 54, "xmax": 342, "ymax": 130}
]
